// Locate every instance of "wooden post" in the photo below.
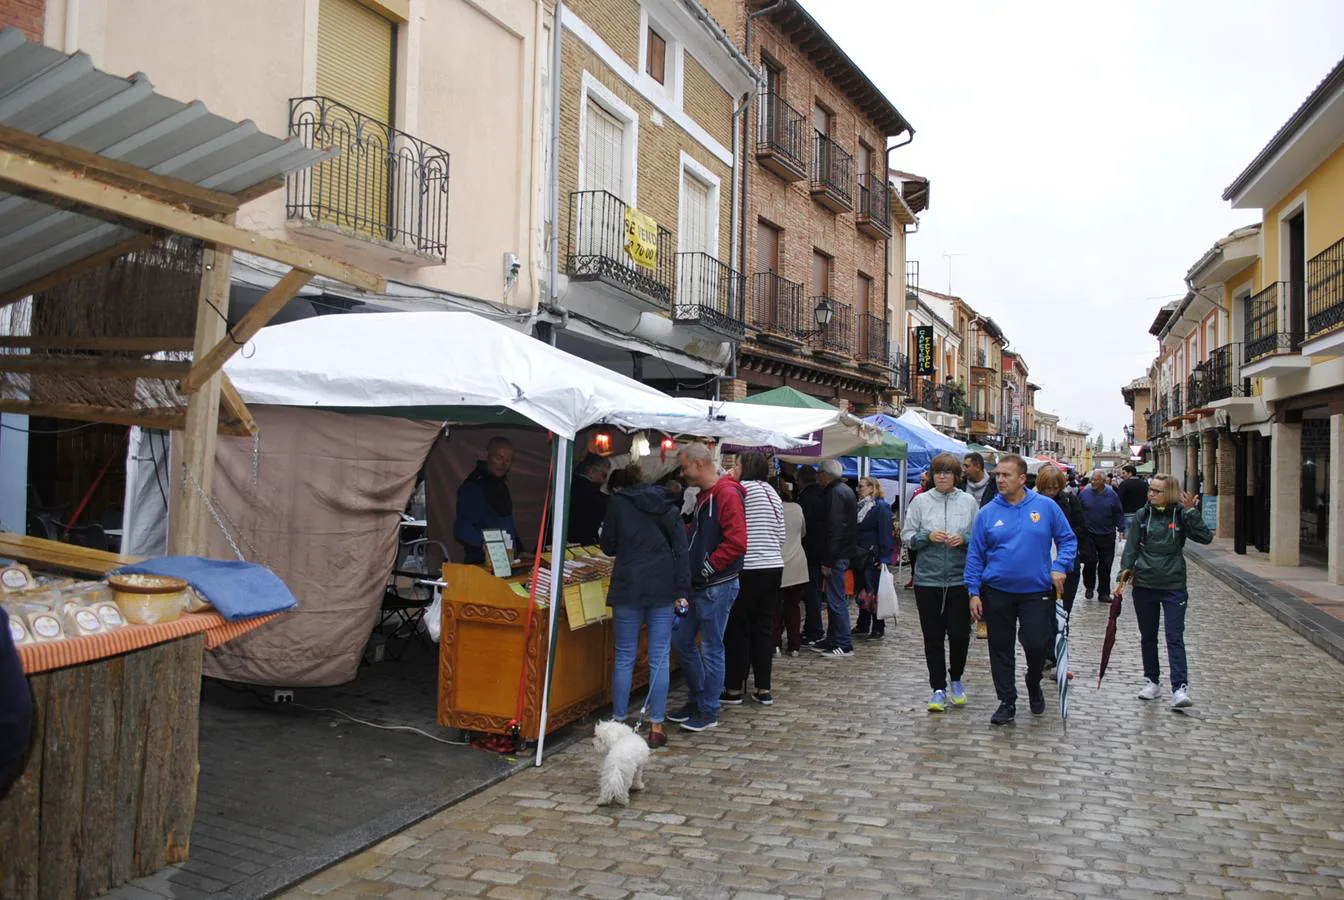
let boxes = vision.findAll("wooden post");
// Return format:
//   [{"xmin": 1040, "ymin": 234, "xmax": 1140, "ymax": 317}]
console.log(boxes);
[{"xmin": 169, "ymin": 244, "xmax": 234, "ymax": 556}]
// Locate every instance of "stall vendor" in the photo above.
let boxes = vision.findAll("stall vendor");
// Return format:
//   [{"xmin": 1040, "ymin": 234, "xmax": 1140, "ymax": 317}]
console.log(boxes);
[
  {"xmin": 568, "ymin": 453, "xmax": 612, "ymax": 545},
  {"xmin": 0, "ymin": 606, "xmax": 32, "ymax": 797},
  {"xmin": 454, "ymin": 437, "xmax": 526, "ymax": 564}
]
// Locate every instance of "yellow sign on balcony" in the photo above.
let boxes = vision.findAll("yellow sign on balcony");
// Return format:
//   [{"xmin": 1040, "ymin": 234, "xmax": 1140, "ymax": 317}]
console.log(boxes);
[{"xmin": 624, "ymin": 207, "xmax": 658, "ymax": 269}]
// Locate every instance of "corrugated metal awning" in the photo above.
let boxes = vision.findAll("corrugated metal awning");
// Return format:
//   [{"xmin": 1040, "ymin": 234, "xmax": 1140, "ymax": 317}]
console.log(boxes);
[{"xmin": 0, "ymin": 27, "xmax": 330, "ymax": 299}]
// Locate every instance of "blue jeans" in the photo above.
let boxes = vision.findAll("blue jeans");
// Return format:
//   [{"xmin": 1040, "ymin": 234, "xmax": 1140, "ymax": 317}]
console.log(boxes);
[
  {"xmin": 610, "ymin": 604, "xmax": 674, "ymax": 723},
  {"xmin": 1133, "ymin": 587, "xmax": 1189, "ymax": 690},
  {"xmin": 802, "ymin": 560, "xmax": 824, "ymax": 642},
  {"xmin": 824, "ymin": 558, "xmax": 853, "ymax": 651},
  {"xmin": 671, "ymin": 578, "xmax": 739, "ymax": 715}
]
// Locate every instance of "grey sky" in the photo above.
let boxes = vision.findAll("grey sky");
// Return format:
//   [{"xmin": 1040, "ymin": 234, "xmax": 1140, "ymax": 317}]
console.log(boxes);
[{"xmin": 803, "ymin": 0, "xmax": 1344, "ymax": 445}]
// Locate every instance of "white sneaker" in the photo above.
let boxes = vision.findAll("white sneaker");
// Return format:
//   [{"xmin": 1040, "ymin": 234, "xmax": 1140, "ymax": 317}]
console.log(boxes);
[
  {"xmin": 1172, "ymin": 685, "xmax": 1193, "ymax": 709},
  {"xmin": 1137, "ymin": 680, "xmax": 1161, "ymax": 701}
]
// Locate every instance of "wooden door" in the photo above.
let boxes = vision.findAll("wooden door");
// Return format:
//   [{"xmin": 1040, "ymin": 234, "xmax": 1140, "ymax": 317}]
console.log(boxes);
[{"xmin": 756, "ymin": 221, "xmax": 781, "ymax": 326}]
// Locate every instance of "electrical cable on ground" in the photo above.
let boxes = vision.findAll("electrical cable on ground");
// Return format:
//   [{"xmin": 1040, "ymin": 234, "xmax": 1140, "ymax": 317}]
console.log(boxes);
[{"xmin": 292, "ymin": 702, "xmax": 470, "ymax": 746}]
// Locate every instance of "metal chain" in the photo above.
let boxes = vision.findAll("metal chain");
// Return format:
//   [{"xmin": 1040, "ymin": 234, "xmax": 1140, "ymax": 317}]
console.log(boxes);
[
  {"xmin": 252, "ymin": 433, "xmax": 261, "ymax": 488},
  {"xmin": 179, "ymin": 462, "xmax": 259, "ymax": 564}
]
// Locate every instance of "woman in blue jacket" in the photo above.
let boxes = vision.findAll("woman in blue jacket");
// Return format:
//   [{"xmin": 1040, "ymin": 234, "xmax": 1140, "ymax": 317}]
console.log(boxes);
[{"xmin": 853, "ymin": 476, "xmax": 894, "ymax": 639}]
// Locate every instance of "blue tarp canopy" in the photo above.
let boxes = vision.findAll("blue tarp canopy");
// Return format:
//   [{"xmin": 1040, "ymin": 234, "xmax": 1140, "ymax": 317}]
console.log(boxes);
[{"xmin": 841, "ymin": 410, "xmax": 968, "ymax": 480}]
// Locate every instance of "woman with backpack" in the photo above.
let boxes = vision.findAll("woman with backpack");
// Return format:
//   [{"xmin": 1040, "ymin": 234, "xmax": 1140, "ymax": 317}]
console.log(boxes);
[{"xmin": 1113, "ymin": 472, "xmax": 1213, "ymax": 709}]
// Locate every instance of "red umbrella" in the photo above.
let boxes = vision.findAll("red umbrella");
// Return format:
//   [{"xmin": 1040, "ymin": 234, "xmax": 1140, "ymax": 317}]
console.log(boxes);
[{"xmin": 1097, "ymin": 570, "xmax": 1130, "ymax": 689}]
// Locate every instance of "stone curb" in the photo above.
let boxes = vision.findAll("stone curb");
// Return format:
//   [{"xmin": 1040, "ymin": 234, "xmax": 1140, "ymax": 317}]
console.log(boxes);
[{"xmin": 1187, "ymin": 545, "xmax": 1344, "ymax": 666}]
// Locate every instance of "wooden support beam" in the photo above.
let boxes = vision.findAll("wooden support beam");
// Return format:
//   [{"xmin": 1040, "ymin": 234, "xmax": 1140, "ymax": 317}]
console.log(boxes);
[
  {"xmin": 169, "ymin": 245, "xmax": 234, "ymax": 556},
  {"xmin": 0, "ymin": 400, "xmax": 251, "ymax": 438},
  {"xmin": 180, "ymin": 268, "xmax": 312, "ymax": 393},
  {"xmin": 229, "ymin": 176, "xmax": 285, "ymax": 206},
  {"xmin": 0, "ymin": 126, "xmax": 240, "ymax": 218},
  {"xmin": 0, "ymin": 148, "xmax": 385, "ymax": 293},
  {"xmin": 218, "ymin": 374, "xmax": 258, "ymax": 437},
  {"xmin": 0, "ymin": 336, "xmax": 195, "ymax": 352},
  {"xmin": 0, "ymin": 356, "xmax": 190, "ymax": 379},
  {"xmin": 0, "ymin": 232, "xmax": 158, "ymax": 311}
]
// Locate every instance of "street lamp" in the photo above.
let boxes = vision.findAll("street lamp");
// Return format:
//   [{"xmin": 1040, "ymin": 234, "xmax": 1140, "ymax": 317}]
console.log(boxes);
[
  {"xmin": 1191, "ymin": 361, "xmax": 1206, "ymax": 404},
  {"xmin": 813, "ymin": 297, "xmax": 834, "ymax": 328}
]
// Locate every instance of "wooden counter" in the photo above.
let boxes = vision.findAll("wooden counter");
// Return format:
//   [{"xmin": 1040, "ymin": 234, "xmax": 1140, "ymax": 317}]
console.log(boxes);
[
  {"xmin": 0, "ymin": 532, "xmax": 142, "ymax": 576},
  {"xmin": 437, "ymin": 563, "xmax": 653, "ymax": 739}
]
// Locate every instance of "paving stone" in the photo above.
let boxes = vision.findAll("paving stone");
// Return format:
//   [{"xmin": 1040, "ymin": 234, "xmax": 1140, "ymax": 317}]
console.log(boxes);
[{"xmin": 287, "ymin": 569, "xmax": 1344, "ymax": 898}]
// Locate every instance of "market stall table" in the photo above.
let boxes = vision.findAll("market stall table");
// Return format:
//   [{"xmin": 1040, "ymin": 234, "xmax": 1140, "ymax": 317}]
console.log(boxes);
[{"xmin": 0, "ymin": 536, "xmax": 279, "ymax": 900}]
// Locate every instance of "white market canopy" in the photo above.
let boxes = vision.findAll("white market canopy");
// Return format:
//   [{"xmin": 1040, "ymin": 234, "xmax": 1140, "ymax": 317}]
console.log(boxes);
[
  {"xmin": 224, "ymin": 311, "xmax": 807, "ymax": 447},
  {"xmin": 683, "ymin": 386, "xmax": 893, "ymax": 462}
]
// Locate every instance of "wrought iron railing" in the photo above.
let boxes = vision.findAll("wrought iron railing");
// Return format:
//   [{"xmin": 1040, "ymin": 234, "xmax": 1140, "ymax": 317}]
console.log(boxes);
[
  {"xmin": 917, "ymin": 378, "xmax": 936, "ymax": 410},
  {"xmin": 755, "ymin": 89, "xmax": 807, "ymax": 175},
  {"xmin": 1307, "ymin": 236, "xmax": 1344, "ymax": 339},
  {"xmin": 811, "ymin": 132, "xmax": 853, "ymax": 207},
  {"xmin": 1207, "ymin": 342, "xmax": 1251, "ymax": 401},
  {"xmin": 286, "ymin": 96, "xmax": 451, "ymax": 259},
  {"xmin": 1168, "ymin": 385, "xmax": 1183, "ymax": 419},
  {"xmin": 890, "ymin": 349, "xmax": 910, "ymax": 393},
  {"xmin": 935, "ymin": 383, "xmax": 953, "ymax": 412},
  {"xmin": 675, "ymin": 253, "xmax": 746, "ymax": 338},
  {"xmin": 1244, "ymin": 282, "xmax": 1299, "ymax": 362},
  {"xmin": 567, "ymin": 191, "xmax": 674, "ymax": 308},
  {"xmin": 750, "ymin": 272, "xmax": 805, "ymax": 338},
  {"xmin": 856, "ymin": 173, "xmax": 891, "ymax": 235},
  {"xmin": 809, "ymin": 297, "xmax": 852, "ymax": 355},
  {"xmin": 1186, "ymin": 372, "xmax": 1206, "ymax": 410},
  {"xmin": 858, "ymin": 313, "xmax": 887, "ymax": 363}
]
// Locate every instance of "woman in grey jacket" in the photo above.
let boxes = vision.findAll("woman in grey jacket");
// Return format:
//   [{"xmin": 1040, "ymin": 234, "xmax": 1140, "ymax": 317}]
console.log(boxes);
[{"xmin": 901, "ymin": 452, "xmax": 982, "ymax": 712}]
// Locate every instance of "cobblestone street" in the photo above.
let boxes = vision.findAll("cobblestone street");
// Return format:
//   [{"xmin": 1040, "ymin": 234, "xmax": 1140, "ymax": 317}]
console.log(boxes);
[{"xmin": 286, "ymin": 566, "xmax": 1344, "ymax": 899}]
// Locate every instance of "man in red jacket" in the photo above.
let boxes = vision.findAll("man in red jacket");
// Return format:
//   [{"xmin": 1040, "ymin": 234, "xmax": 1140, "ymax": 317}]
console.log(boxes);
[{"xmin": 667, "ymin": 442, "xmax": 747, "ymax": 733}]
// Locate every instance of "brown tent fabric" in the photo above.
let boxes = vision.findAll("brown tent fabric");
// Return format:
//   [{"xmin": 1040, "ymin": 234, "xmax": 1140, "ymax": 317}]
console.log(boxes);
[{"xmin": 201, "ymin": 408, "xmax": 440, "ymax": 687}]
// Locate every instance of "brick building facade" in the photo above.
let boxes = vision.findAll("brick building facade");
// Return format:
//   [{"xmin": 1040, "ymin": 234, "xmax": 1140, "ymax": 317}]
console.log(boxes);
[
  {"xmin": 701, "ymin": 0, "xmax": 914, "ymax": 410},
  {"xmin": 1, "ymin": 0, "xmax": 44, "ymax": 42}
]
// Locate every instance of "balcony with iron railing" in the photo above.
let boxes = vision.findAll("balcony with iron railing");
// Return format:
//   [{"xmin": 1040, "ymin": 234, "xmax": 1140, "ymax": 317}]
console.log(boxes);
[
  {"xmin": 890, "ymin": 348, "xmax": 911, "ymax": 394},
  {"xmin": 1307, "ymin": 236, "xmax": 1344, "ymax": 342},
  {"xmin": 1244, "ymin": 282, "xmax": 1300, "ymax": 363},
  {"xmin": 972, "ymin": 348, "xmax": 989, "ymax": 369},
  {"xmin": 1186, "ymin": 371, "xmax": 1207, "ymax": 412},
  {"xmin": 1207, "ymin": 342, "xmax": 1252, "ymax": 401},
  {"xmin": 286, "ymin": 95, "xmax": 451, "ymax": 260},
  {"xmin": 808, "ymin": 297, "xmax": 852, "ymax": 356},
  {"xmin": 856, "ymin": 174, "xmax": 892, "ymax": 239},
  {"xmin": 749, "ymin": 272, "xmax": 807, "ymax": 344},
  {"xmin": 917, "ymin": 378, "xmax": 937, "ymax": 410},
  {"xmin": 1166, "ymin": 385, "xmax": 1183, "ymax": 422},
  {"xmin": 755, "ymin": 89, "xmax": 808, "ymax": 182},
  {"xmin": 810, "ymin": 132, "xmax": 853, "ymax": 213},
  {"xmin": 567, "ymin": 190, "xmax": 674, "ymax": 309},
  {"xmin": 857, "ymin": 313, "xmax": 889, "ymax": 366},
  {"xmin": 675, "ymin": 253, "xmax": 747, "ymax": 339}
]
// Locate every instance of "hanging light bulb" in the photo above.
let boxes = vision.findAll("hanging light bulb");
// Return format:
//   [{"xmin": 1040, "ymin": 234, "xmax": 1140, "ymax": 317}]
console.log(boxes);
[
  {"xmin": 630, "ymin": 432, "xmax": 651, "ymax": 458},
  {"xmin": 660, "ymin": 435, "xmax": 676, "ymax": 462},
  {"xmin": 593, "ymin": 430, "xmax": 612, "ymax": 454}
]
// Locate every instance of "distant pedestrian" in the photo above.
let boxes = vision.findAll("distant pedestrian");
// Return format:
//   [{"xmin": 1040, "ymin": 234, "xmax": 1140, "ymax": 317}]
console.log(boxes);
[
  {"xmin": 723, "ymin": 453, "xmax": 785, "ymax": 707},
  {"xmin": 809, "ymin": 459, "xmax": 858, "ymax": 658},
  {"xmin": 902, "ymin": 452, "xmax": 979, "ymax": 712},
  {"xmin": 1115, "ymin": 473, "xmax": 1213, "ymax": 709},
  {"xmin": 772, "ymin": 481, "xmax": 808, "ymax": 657},
  {"xmin": 600, "ymin": 468, "xmax": 690, "ymax": 749},
  {"xmin": 1078, "ymin": 469, "xmax": 1125, "ymax": 600},
  {"xmin": 1115, "ymin": 464, "xmax": 1148, "ymax": 533},
  {"xmin": 966, "ymin": 454, "xmax": 1078, "ymax": 725},
  {"xmin": 794, "ymin": 466, "xmax": 827, "ymax": 645},
  {"xmin": 668, "ymin": 443, "xmax": 747, "ymax": 733},
  {"xmin": 852, "ymin": 476, "xmax": 894, "ymax": 639},
  {"xmin": 961, "ymin": 453, "xmax": 999, "ymax": 508}
]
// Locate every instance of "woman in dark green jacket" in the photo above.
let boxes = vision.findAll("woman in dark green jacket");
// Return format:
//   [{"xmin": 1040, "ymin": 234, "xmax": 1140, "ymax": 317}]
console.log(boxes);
[{"xmin": 1114, "ymin": 473, "xmax": 1213, "ymax": 709}]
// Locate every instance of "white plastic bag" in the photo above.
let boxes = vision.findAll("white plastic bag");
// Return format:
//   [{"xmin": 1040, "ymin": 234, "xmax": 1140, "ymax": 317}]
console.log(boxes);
[
  {"xmin": 424, "ymin": 585, "xmax": 444, "ymax": 643},
  {"xmin": 876, "ymin": 566, "xmax": 899, "ymax": 620}
]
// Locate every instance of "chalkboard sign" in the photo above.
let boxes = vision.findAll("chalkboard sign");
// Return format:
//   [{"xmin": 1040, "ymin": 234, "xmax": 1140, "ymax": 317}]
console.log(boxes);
[{"xmin": 1201, "ymin": 495, "xmax": 1218, "ymax": 532}]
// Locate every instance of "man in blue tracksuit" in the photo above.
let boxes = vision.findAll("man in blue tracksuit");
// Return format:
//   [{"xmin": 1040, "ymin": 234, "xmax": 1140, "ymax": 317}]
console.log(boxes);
[{"xmin": 966, "ymin": 454, "xmax": 1077, "ymax": 725}]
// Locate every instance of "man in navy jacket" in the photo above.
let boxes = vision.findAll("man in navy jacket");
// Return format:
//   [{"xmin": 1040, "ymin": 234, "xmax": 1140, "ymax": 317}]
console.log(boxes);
[
  {"xmin": 1078, "ymin": 469, "xmax": 1125, "ymax": 600},
  {"xmin": 454, "ymin": 437, "xmax": 526, "ymax": 564},
  {"xmin": 966, "ymin": 454, "xmax": 1077, "ymax": 725}
]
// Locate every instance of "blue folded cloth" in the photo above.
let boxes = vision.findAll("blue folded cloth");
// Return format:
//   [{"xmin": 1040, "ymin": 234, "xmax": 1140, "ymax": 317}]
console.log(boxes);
[{"xmin": 113, "ymin": 556, "xmax": 298, "ymax": 622}]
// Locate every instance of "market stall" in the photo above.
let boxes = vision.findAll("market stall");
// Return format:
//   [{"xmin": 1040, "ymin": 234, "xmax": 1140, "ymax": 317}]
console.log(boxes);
[{"xmin": 220, "ymin": 310, "xmax": 809, "ymax": 760}]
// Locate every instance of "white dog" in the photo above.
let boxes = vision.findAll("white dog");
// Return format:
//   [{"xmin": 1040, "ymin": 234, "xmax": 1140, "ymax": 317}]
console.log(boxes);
[{"xmin": 592, "ymin": 720, "xmax": 650, "ymax": 806}]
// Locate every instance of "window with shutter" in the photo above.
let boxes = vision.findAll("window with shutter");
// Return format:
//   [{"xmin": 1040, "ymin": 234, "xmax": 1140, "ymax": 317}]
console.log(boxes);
[
  {"xmin": 681, "ymin": 174, "xmax": 712, "ymax": 256},
  {"xmin": 646, "ymin": 29, "xmax": 667, "ymax": 85},
  {"xmin": 315, "ymin": 0, "xmax": 395, "ymax": 238},
  {"xmin": 584, "ymin": 99, "xmax": 625, "ymax": 199}
]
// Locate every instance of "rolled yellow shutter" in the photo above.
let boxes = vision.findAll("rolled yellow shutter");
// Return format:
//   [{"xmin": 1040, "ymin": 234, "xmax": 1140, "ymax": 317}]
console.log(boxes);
[{"xmin": 317, "ymin": 0, "xmax": 394, "ymax": 123}]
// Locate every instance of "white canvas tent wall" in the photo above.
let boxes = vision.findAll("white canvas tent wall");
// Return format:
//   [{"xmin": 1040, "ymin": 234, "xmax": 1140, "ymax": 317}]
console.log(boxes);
[{"xmin": 212, "ymin": 310, "xmax": 808, "ymax": 763}]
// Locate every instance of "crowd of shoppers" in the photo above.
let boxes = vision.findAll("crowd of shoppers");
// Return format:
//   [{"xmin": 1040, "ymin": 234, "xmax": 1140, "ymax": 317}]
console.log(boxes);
[{"xmin": 584, "ymin": 435, "xmax": 1199, "ymax": 747}]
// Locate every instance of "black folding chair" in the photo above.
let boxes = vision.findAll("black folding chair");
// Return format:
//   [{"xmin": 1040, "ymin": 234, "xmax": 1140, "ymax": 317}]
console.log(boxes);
[{"xmin": 378, "ymin": 539, "xmax": 447, "ymax": 659}]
